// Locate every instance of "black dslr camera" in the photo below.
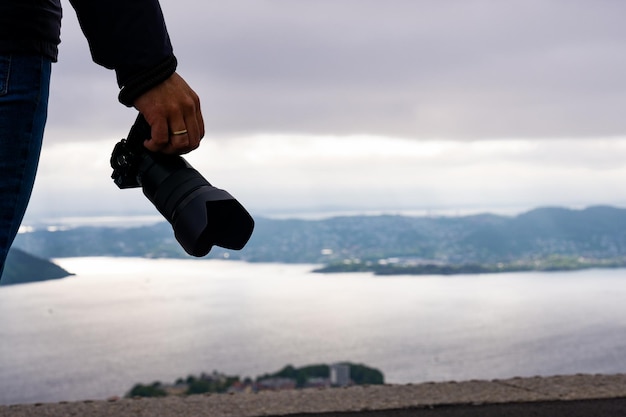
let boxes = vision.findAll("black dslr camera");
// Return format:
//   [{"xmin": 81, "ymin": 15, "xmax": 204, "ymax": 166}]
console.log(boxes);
[{"xmin": 110, "ymin": 113, "xmax": 254, "ymax": 256}]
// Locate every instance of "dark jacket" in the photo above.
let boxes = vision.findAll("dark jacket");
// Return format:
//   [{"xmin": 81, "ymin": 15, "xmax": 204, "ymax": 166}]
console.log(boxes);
[
  {"xmin": 0, "ymin": 0, "xmax": 62, "ymax": 62},
  {"xmin": 0, "ymin": 0, "xmax": 176, "ymax": 105}
]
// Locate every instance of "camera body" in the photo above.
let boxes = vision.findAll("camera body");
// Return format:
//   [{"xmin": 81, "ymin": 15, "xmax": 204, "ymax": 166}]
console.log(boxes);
[{"xmin": 111, "ymin": 114, "xmax": 254, "ymax": 256}]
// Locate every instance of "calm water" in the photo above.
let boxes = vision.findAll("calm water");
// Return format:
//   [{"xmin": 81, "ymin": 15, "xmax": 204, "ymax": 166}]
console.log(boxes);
[{"xmin": 2, "ymin": 258, "xmax": 626, "ymax": 405}]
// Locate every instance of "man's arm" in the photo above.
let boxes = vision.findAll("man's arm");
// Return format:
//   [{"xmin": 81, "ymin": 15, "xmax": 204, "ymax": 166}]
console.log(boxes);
[{"xmin": 68, "ymin": 0, "xmax": 203, "ymax": 154}]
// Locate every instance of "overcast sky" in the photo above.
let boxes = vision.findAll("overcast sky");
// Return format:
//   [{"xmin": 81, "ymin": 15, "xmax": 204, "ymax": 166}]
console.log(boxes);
[{"xmin": 23, "ymin": 0, "xmax": 626, "ymax": 222}]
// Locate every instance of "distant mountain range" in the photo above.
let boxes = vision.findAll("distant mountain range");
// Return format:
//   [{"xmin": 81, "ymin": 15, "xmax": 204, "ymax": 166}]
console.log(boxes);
[{"xmin": 7, "ymin": 205, "xmax": 626, "ymax": 282}]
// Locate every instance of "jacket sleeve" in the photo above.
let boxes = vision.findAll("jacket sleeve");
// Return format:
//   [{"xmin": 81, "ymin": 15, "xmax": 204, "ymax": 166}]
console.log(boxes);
[{"xmin": 68, "ymin": 0, "xmax": 177, "ymax": 105}]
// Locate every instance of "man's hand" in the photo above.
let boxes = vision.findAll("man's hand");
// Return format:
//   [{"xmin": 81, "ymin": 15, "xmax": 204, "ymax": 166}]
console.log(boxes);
[{"xmin": 133, "ymin": 72, "xmax": 204, "ymax": 155}]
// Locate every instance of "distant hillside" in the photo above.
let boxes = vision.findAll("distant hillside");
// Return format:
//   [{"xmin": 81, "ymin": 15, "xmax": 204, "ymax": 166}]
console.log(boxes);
[
  {"xmin": 0, "ymin": 248, "xmax": 73, "ymax": 286},
  {"xmin": 12, "ymin": 205, "xmax": 626, "ymax": 273}
]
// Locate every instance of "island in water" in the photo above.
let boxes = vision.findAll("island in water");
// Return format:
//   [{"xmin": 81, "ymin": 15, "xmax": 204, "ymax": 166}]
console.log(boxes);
[{"xmin": 126, "ymin": 362, "xmax": 384, "ymax": 398}]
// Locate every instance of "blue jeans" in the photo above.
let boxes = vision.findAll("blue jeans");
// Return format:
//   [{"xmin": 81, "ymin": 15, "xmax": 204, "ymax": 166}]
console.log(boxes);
[{"xmin": 0, "ymin": 55, "xmax": 52, "ymax": 279}]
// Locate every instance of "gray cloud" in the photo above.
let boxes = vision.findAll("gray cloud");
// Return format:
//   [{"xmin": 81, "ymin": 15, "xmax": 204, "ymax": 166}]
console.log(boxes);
[{"xmin": 51, "ymin": 0, "xmax": 626, "ymax": 139}]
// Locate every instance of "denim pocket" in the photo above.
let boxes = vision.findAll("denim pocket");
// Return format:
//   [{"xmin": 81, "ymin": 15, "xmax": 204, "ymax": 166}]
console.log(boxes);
[{"xmin": 0, "ymin": 55, "xmax": 10, "ymax": 96}]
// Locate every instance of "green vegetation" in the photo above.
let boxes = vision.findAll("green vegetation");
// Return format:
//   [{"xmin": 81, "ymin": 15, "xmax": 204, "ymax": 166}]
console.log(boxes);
[
  {"xmin": 127, "ymin": 382, "xmax": 167, "ymax": 398},
  {"xmin": 126, "ymin": 363, "xmax": 384, "ymax": 398},
  {"xmin": 184, "ymin": 374, "xmax": 240, "ymax": 395},
  {"xmin": 257, "ymin": 363, "xmax": 384, "ymax": 387},
  {"xmin": 349, "ymin": 363, "xmax": 385, "ymax": 385}
]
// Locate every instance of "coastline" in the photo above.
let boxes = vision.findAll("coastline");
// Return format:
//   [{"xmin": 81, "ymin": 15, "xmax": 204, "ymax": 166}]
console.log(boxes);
[{"xmin": 313, "ymin": 257, "xmax": 626, "ymax": 275}]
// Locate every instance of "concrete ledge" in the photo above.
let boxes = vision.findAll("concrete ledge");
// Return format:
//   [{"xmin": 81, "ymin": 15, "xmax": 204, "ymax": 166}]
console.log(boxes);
[{"xmin": 3, "ymin": 373, "xmax": 626, "ymax": 417}]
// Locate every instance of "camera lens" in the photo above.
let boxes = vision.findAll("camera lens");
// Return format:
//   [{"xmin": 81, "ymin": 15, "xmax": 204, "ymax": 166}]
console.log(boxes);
[{"xmin": 138, "ymin": 152, "xmax": 254, "ymax": 256}]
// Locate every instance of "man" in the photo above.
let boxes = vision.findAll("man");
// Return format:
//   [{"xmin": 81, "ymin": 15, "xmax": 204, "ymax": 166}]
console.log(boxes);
[{"xmin": 0, "ymin": 0, "xmax": 204, "ymax": 277}]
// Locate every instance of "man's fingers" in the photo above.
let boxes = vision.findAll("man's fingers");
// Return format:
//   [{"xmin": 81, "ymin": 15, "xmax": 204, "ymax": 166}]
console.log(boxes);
[
  {"xmin": 143, "ymin": 118, "xmax": 170, "ymax": 152},
  {"xmin": 195, "ymin": 101, "xmax": 205, "ymax": 139},
  {"xmin": 182, "ymin": 113, "xmax": 202, "ymax": 152},
  {"xmin": 169, "ymin": 128, "xmax": 191, "ymax": 153}
]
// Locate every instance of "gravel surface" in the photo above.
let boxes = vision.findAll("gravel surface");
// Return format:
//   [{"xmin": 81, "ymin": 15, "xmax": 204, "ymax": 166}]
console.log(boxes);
[{"xmin": 2, "ymin": 374, "xmax": 626, "ymax": 417}]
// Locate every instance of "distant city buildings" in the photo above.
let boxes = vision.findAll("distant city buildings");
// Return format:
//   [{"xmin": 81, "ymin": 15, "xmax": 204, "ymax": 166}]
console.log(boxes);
[
  {"xmin": 255, "ymin": 377, "xmax": 298, "ymax": 391},
  {"xmin": 330, "ymin": 363, "xmax": 351, "ymax": 387}
]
